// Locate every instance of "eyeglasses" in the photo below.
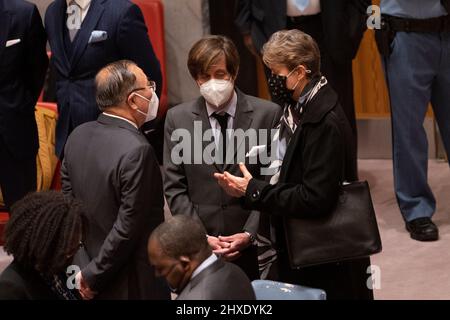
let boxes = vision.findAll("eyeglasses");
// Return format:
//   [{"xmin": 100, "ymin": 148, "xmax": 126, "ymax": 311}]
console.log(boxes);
[{"xmin": 128, "ymin": 80, "xmax": 156, "ymax": 96}]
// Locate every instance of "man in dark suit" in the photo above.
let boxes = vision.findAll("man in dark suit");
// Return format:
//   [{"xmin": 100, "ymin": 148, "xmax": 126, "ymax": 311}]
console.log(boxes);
[
  {"xmin": 164, "ymin": 36, "xmax": 281, "ymax": 281},
  {"xmin": 235, "ymin": 0, "xmax": 370, "ymax": 179},
  {"xmin": 148, "ymin": 215, "xmax": 256, "ymax": 300},
  {"xmin": 45, "ymin": 0, "xmax": 162, "ymax": 158},
  {"xmin": 61, "ymin": 60, "xmax": 169, "ymax": 300},
  {"xmin": 0, "ymin": 0, "xmax": 48, "ymax": 209}
]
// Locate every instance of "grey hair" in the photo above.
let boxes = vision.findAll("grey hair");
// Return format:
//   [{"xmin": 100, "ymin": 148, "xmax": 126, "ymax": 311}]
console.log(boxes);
[
  {"xmin": 150, "ymin": 215, "xmax": 210, "ymax": 259},
  {"xmin": 262, "ymin": 29, "xmax": 321, "ymax": 78},
  {"xmin": 95, "ymin": 60, "xmax": 139, "ymax": 111}
]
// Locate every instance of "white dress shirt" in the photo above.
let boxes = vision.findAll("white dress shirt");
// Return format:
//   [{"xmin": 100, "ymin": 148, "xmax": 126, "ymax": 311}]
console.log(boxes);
[
  {"xmin": 102, "ymin": 112, "xmax": 139, "ymax": 129},
  {"xmin": 205, "ymin": 90, "xmax": 237, "ymax": 147},
  {"xmin": 191, "ymin": 254, "xmax": 218, "ymax": 280},
  {"xmin": 286, "ymin": 0, "xmax": 321, "ymax": 17}
]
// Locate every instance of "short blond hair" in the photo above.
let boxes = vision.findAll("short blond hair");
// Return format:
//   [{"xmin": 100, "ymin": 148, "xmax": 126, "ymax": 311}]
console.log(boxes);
[{"xmin": 262, "ymin": 29, "xmax": 320, "ymax": 77}]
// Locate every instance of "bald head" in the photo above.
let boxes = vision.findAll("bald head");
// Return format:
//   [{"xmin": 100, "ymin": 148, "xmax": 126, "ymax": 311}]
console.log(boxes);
[{"xmin": 95, "ymin": 60, "xmax": 145, "ymax": 111}]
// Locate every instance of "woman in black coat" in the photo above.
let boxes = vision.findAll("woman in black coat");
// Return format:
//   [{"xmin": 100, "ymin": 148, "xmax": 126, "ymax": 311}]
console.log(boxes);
[
  {"xmin": 0, "ymin": 191, "xmax": 85, "ymax": 300},
  {"xmin": 215, "ymin": 29, "xmax": 373, "ymax": 299}
]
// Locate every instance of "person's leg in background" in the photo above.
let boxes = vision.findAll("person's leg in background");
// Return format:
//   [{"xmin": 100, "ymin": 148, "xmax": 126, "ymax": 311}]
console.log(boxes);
[
  {"xmin": 385, "ymin": 32, "xmax": 439, "ymax": 241},
  {"xmin": 0, "ymin": 138, "xmax": 37, "ymax": 210},
  {"xmin": 430, "ymin": 32, "xmax": 450, "ymax": 167}
]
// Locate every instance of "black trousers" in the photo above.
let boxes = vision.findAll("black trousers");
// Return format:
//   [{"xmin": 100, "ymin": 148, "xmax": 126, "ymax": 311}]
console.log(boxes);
[
  {"xmin": 0, "ymin": 137, "xmax": 37, "ymax": 210},
  {"xmin": 232, "ymin": 245, "xmax": 260, "ymax": 281},
  {"xmin": 265, "ymin": 14, "xmax": 358, "ymax": 179}
]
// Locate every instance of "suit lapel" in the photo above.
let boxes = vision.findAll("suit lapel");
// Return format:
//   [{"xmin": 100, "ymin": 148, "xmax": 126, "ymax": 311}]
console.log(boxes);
[
  {"xmin": 69, "ymin": 0, "xmax": 105, "ymax": 68},
  {"xmin": 192, "ymin": 98, "xmax": 222, "ymax": 172},
  {"xmin": 0, "ymin": 7, "xmax": 10, "ymax": 60},
  {"xmin": 223, "ymin": 90, "xmax": 253, "ymax": 171}
]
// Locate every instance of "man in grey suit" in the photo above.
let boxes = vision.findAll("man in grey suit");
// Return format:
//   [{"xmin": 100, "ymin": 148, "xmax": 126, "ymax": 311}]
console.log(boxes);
[
  {"xmin": 148, "ymin": 215, "xmax": 256, "ymax": 300},
  {"xmin": 164, "ymin": 35, "xmax": 281, "ymax": 280},
  {"xmin": 62, "ymin": 60, "xmax": 169, "ymax": 300}
]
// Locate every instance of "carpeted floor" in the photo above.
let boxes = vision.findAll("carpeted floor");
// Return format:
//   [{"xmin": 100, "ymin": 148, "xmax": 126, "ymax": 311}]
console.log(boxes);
[
  {"xmin": 360, "ymin": 159, "xmax": 450, "ymax": 300},
  {"xmin": 0, "ymin": 159, "xmax": 449, "ymax": 299}
]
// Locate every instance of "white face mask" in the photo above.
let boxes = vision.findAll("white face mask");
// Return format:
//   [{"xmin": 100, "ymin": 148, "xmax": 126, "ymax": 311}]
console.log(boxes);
[
  {"xmin": 199, "ymin": 79, "xmax": 234, "ymax": 108},
  {"xmin": 133, "ymin": 91, "xmax": 159, "ymax": 123}
]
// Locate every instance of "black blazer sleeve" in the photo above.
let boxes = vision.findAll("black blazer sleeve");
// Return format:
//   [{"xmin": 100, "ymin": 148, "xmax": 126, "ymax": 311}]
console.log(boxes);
[
  {"xmin": 61, "ymin": 158, "xmax": 73, "ymax": 196},
  {"xmin": 116, "ymin": 3, "xmax": 162, "ymax": 97},
  {"xmin": 24, "ymin": 4, "xmax": 48, "ymax": 104},
  {"xmin": 82, "ymin": 144, "xmax": 160, "ymax": 291},
  {"xmin": 245, "ymin": 118, "xmax": 343, "ymax": 218}
]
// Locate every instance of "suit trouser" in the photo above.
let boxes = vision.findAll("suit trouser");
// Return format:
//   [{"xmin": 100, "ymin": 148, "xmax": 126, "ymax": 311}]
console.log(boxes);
[
  {"xmin": 385, "ymin": 31, "xmax": 450, "ymax": 221},
  {"xmin": 0, "ymin": 137, "xmax": 37, "ymax": 209}
]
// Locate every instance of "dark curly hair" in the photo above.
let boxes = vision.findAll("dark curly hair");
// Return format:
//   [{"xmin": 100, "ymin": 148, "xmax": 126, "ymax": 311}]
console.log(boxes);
[{"xmin": 3, "ymin": 191, "xmax": 85, "ymax": 276}]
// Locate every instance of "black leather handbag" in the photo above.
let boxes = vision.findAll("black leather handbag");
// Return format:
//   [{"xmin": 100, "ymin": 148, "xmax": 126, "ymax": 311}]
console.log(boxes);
[{"xmin": 283, "ymin": 180, "xmax": 382, "ymax": 269}]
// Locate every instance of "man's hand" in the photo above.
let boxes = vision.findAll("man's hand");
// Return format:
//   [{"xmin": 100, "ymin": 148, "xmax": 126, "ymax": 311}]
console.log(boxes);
[
  {"xmin": 214, "ymin": 163, "xmax": 253, "ymax": 198},
  {"xmin": 213, "ymin": 233, "xmax": 252, "ymax": 262},
  {"xmin": 243, "ymin": 33, "xmax": 259, "ymax": 57},
  {"xmin": 207, "ymin": 235, "xmax": 231, "ymax": 251},
  {"xmin": 76, "ymin": 271, "xmax": 96, "ymax": 300}
]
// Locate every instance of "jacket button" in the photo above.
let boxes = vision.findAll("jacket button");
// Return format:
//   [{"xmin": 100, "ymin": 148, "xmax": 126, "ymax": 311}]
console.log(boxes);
[{"xmin": 252, "ymin": 190, "xmax": 260, "ymax": 199}]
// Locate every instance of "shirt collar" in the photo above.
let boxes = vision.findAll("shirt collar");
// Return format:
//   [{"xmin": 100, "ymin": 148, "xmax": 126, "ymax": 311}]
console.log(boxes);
[
  {"xmin": 206, "ymin": 90, "xmax": 237, "ymax": 118},
  {"xmin": 102, "ymin": 112, "xmax": 139, "ymax": 129},
  {"xmin": 66, "ymin": 0, "xmax": 91, "ymax": 10},
  {"xmin": 191, "ymin": 253, "xmax": 218, "ymax": 280}
]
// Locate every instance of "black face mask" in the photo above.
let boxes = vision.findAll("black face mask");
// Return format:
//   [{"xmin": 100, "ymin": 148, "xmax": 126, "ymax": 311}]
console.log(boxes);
[{"xmin": 268, "ymin": 72, "xmax": 297, "ymax": 106}]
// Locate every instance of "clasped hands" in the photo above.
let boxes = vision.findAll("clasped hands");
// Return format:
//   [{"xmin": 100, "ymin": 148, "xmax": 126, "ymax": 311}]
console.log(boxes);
[{"xmin": 209, "ymin": 163, "xmax": 253, "ymax": 261}]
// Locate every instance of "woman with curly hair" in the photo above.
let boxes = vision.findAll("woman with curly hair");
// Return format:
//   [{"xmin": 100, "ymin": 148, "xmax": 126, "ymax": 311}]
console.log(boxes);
[{"xmin": 0, "ymin": 191, "xmax": 85, "ymax": 300}]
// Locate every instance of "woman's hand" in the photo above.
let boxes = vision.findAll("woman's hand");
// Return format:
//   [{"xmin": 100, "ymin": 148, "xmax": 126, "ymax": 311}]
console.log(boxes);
[{"xmin": 214, "ymin": 163, "xmax": 253, "ymax": 198}]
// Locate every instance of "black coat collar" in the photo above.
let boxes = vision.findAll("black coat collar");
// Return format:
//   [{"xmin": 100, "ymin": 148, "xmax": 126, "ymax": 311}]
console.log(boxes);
[{"xmin": 300, "ymin": 84, "xmax": 338, "ymax": 125}]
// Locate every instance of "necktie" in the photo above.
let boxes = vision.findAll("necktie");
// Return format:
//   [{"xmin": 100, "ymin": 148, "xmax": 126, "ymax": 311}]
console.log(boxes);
[
  {"xmin": 293, "ymin": 0, "xmax": 310, "ymax": 12},
  {"xmin": 67, "ymin": 0, "xmax": 81, "ymax": 42},
  {"xmin": 211, "ymin": 112, "xmax": 230, "ymax": 164}
]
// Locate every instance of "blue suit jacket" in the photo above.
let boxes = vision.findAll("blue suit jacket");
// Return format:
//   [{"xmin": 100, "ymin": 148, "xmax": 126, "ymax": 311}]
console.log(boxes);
[
  {"xmin": 45, "ymin": 0, "xmax": 162, "ymax": 157},
  {"xmin": 0, "ymin": 0, "xmax": 48, "ymax": 159}
]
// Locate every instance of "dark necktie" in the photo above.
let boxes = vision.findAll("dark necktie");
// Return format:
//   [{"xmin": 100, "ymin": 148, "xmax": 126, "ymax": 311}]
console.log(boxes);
[{"xmin": 211, "ymin": 112, "xmax": 230, "ymax": 164}]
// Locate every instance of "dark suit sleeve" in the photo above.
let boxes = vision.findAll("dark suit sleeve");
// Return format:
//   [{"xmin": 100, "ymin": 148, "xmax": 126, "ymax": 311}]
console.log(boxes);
[
  {"xmin": 234, "ymin": 0, "xmax": 252, "ymax": 34},
  {"xmin": 23, "ymin": 4, "xmax": 48, "ymax": 104},
  {"xmin": 0, "ymin": 280, "xmax": 27, "ymax": 300},
  {"xmin": 163, "ymin": 110, "xmax": 199, "ymax": 219},
  {"xmin": 61, "ymin": 158, "xmax": 73, "ymax": 196},
  {"xmin": 116, "ymin": 3, "xmax": 162, "ymax": 97},
  {"xmin": 244, "ymin": 119, "xmax": 343, "ymax": 218},
  {"xmin": 82, "ymin": 144, "xmax": 160, "ymax": 291},
  {"xmin": 321, "ymin": 0, "xmax": 369, "ymax": 63}
]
